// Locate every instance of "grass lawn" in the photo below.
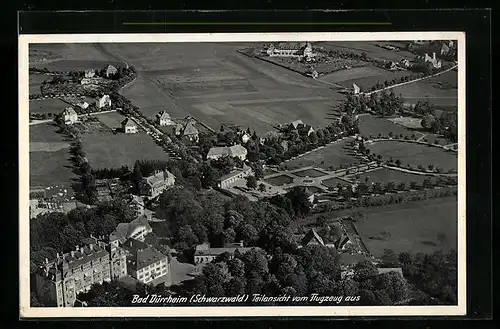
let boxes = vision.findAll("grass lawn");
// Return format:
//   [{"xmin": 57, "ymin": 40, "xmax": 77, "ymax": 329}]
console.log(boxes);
[
  {"xmin": 387, "ymin": 116, "xmax": 424, "ymax": 130},
  {"xmin": 352, "ymin": 196, "xmax": 458, "ymax": 256},
  {"xmin": 293, "ymin": 168, "xmax": 327, "ymax": 178},
  {"xmin": 29, "ymin": 74, "xmax": 49, "ymax": 95},
  {"xmin": 355, "ymin": 168, "xmax": 432, "ymax": 185},
  {"xmin": 81, "ymin": 131, "xmax": 169, "ymax": 169},
  {"xmin": 34, "ymin": 59, "xmax": 122, "ymax": 72},
  {"xmin": 368, "ymin": 140, "xmax": 457, "ymax": 171},
  {"xmin": 389, "ymin": 77, "xmax": 458, "ymax": 107},
  {"xmin": 358, "ymin": 114, "xmax": 422, "ymax": 139},
  {"xmin": 265, "ymin": 175, "xmax": 294, "ymax": 186},
  {"xmin": 29, "ymin": 98, "xmax": 69, "ymax": 114},
  {"xmin": 282, "ymin": 138, "xmax": 360, "ymax": 171},
  {"xmin": 321, "ymin": 177, "xmax": 353, "ymax": 189},
  {"xmin": 95, "ymin": 112, "xmax": 127, "ymax": 130},
  {"xmin": 29, "ymin": 123, "xmax": 76, "ymax": 190}
]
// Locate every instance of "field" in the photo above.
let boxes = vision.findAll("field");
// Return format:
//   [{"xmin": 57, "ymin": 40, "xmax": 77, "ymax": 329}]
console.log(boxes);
[
  {"xmin": 293, "ymin": 168, "xmax": 326, "ymax": 178},
  {"xmin": 354, "ymin": 168, "xmax": 432, "ymax": 185},
  {"xmin": 265, "ymin": 175, "xmax": 294, "ymax": 186},
  {"xmin": 368, "ymin": 140, "xmax": 457, "ymax": 171},
  {"xmin": 29, "ymin": 74, "xmax": 49, "ymax": 95},
  {"xmin": 321, "ymin": 177, "xmax": 351, "ymax": 189},
  {"xmin": 282, "ymin": 138, "xmax": 360, "ymax": 171},
  {"xmin": 29, "ymin": 123, "xmax": 76, "ymax": 189},
  {"xmin": 98, "ymin": 43, "xmax": 342, "ymax": 135},
  {"xmin": 358, "ymin": 114, "xmax": 422, "ymax": 139},
  {"xmin": 387, "ymin": 116, "xmax": 425, "ymax": 130},
  {"xmin": 29, "ymin": 98, "xmax": 69, "ymax": 114},
  {"xmin": 95, "ymin": 112, "xmax": 127, "ymax": 130},
  {"xmin": 352, "ymin": 197, "xmax": 458, "ymax": 256},
  {"xmin": 389, "ymin": 73, "xmax": 458, "ymax": 106},
  {"xmin": 316, "ymin": 41, "xmax": 417, "ymax": 62},
  {"xmin": 80, "ymin": 132, "xmax": 168, "ymax": 169},
  {"xmin": 262, "ymin": 55, "xmax": 367, "ymax": 75}
]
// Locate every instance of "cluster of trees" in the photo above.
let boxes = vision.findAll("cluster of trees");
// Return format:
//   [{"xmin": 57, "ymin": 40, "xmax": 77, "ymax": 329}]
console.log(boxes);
[
  {"xmin": 30, "ymin": 199, "xmax": 137, "ymax": 274},
  {"xmin": 322, "ymin": 49, "xmax": 369, "ymax": 62},
  {"xmin": 369, "ymin": 74, "xmax": 422, "ymax": 92},
  {"xmin": 92, "ymin": 165, "xmax": 130, "ymax": 180},
  {"xmin": 316, "ymin": 185, "xmax": 457, "ymax": 213},
  {"xmin": 340, "ymin": 90, "xmax": 404, "ymax": 117},
  {"xmin": 155, "ymin": 186, "xmax": 295, "ymax": 253},
  {"xmin": 420, "ymin": 111, "xmax": 458, "ymax": 143},
  {"xmin": 269, "ymin": 186, "xmax": 314, "ymax": 217},
  {"xmin": 29, "ymin": 112, "xmax": 57, "ymax": 121}
]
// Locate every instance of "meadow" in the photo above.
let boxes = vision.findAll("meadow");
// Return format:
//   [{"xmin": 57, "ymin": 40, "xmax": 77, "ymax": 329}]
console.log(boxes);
[
  {"xmin": 368, "ymin": 140, "xmax": 457, "ymax": 171},
  {"xmin": 29, "ymin": 98, "xmax": 69, "ymax": 114}
]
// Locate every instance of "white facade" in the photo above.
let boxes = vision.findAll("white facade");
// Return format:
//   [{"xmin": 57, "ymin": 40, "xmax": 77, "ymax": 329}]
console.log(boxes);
[
  {"xmin": 96, "ymin": 95, "xmax": 112, "ymax": 109},
  {"xmin": 135, "ymin": 258, "xmax": 169, "ymax": 284},
  {"xmin": 63, "ymin": 108, "xmax": 78, "ymax": 125}
]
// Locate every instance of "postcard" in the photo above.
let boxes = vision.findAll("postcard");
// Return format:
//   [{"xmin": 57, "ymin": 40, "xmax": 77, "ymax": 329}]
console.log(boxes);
[{"xmin": 19, "ymin": 31, "xmax": 466, "ymax": 318}]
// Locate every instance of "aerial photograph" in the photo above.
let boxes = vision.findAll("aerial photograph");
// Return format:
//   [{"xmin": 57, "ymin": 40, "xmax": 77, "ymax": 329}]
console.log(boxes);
[{"xmin": 28, "ymin": 40, "xmax": 459, "ymax": 308}]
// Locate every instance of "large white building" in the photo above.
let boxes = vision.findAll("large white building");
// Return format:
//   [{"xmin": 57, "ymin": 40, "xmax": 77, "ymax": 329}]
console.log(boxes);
[
  {"xmin": 95, "ymin": 95, "xmax": 112, "ymax": 109},
  {"xmin": 156, "ymin": 111, "xmax": 174, "ymax": 126},
  {"xmin": 207, "ymin": 145, "xmax": 248, "ymax": 161},
  {"xmin": 62, "ymin": 107, "xmax": 78, "ymax": 125},
  {"xmin": 217, "ymin": 165, "xmax": 253, "ymax": 189},
  {"xmin": 121, "ymin": 238, "xmax": 169, "ymax": 285},
  {"xmin": 139, "ymin": 170, "xmax": 175, "ymax": 198}
]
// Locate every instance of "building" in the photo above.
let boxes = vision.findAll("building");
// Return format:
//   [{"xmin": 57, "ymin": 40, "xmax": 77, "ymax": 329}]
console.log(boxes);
[
  {"xmin": 121, "ymin": 238, "xmax": 169, "ymax": 285},
  {"xmin": 422, "ymin": 52, "xmax": 442, "ymax": 69},
  {"xmin": 299, "ymin": 124, "xmax": 315, "ymax": 137},
  {"xmin": 174, "ymin": 121, "xmax": 199, "ymax": 142},
  {"xmin": 400, "ymin": 59, "xmax": 411, "ymax": 68},
  {"xmin": 353, "ymin": 83, "xmax": 361, "ymax": 95},
  {"xmin": 105, "ymin": 64, "xmax": 118, "ymax": 78},
  {"xmin": 84, "ymin": 69, "xmax": 95, "ymax": 78},
  {"xmin": 156, "ymin": 111, "xmax": 174, "ymax": 126},
  {"xmin": 95, "ymin": 95, "xmax": 111, "ymax": 109},
  {"xmin": 121, "ymin": 118, "xmax": 138, "ymax": 134},
  {"xmin": 109, "ymin": 216, "xmax": 153, "ymax": 245},
  {"xmin": 35, "ymin": 237, "xmax": 127, "ymax": 307},
  {"xmin": 301, "ymin": 228, "xmax": 326, "ymax": 247},
  {"xmin": 207, "ymin": 144, "xmax": 248, "ymax": 161},
  {"xmin": 80, "ymin": 77, "xmax": 104, "ymax": 85},
  {"xmin": 266, "ymin": 42, "xmax": 314, "ymax": 59},
  {"xmin": 128, "ymin": 195, "xmax": 146, "ymax": 216},
  {"xmin": 288, "ymin": 120, "xmax": 304, "ymax": 130},
  {"xmin": 194, "ymin": 242, "xmax": 255, "ymax": 265},
  {"xmin": 138, "ymin": 170, "xmax": 175, "ymax": 198},
  {"xmin": 77, "ymin": 101, "xmax": 89, "ymax": 110},
  {"xmin": 440, "ymin": 43, "xmax": 450, "ymax": 56},
  {"xmin": 241, "ymin": 132, "xmax": 251, "ymax": 144},
  {"xmin": 217, "ymin": 165, "xmax": 253, "ymax": 188},
  {"xmin": 62, "ymin": 107, "xmax": 78, "ymax": 125}
]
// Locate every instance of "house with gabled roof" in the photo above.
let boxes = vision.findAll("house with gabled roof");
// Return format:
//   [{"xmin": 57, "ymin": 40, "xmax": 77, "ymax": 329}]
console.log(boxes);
[
  {"xmin": 156, "ymin": 111, "xmax": 174, "ymax": 126},
  {"xmin": 121, "ymin": 118, "xmax": 138, "ymax": 134},
  {"xmin": 84, "ymin": 69, "xmax": 95, "ymax": 78},
  {"xmin": 105, "ymin": 64, "xmax": 118, "ymax": 78},
  {"xmin": 109, "ymin": 216, "xmax": 153, "ymax": 246},
  {"xmin": 95, "ymin": 94, "xmax": 111, "ymax": 109},
  {"xmin": 207, "ymin": 144, "xmax": 248, "ymax": 161},
  {"xmin": 301, "ymin": 228, "xmax": 326, "ymax": 247},
  {"xmin": 121, "ymin": 238, "xmax": 169, "ymax": 285},
  {"xmin": 139, "ymin": 170, "xmax": 175, "ymax": 198},
  {"xmin": 62, "ymin": 107, "xmax": 78, "ymax": 125}
]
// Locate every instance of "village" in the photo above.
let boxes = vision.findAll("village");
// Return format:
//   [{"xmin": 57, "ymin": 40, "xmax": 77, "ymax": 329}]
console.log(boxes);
[{"xmin": 29, "ymin": 40, "xmax": 458, "ymax": 307}]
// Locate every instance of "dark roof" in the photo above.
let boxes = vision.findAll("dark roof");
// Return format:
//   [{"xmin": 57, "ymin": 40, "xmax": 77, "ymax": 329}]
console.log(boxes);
[
  {"xmin": 121, "ymin": 118, "xmax": 137, "ymax": 127},
  {"xmin": 182, "ymin": 122, "xmax": 199, "ymax": 136},
  {"xmin": 194, "ymin": 246, "xmax": 256, "ymax": 257},
  {"xmin": 109, "ymin": 216, "xmax": 152, "ymax": 242},
  {"xmin": 123, "ymin": 238, "xmax": 167, "ymax": 271},
  {"xmin": 301, "ymin": 228, "xmax": 325, "ymax": 246}
]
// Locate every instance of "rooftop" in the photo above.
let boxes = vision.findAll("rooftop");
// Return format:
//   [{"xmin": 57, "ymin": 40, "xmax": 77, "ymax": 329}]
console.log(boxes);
[
  {"xmin": 122, "ymin": 238, "xmax": 167, "ymax": 271},
  {"xmin": 109, "ymin": 216, "xmax": 152, "ymax": 243},
  {"xmin": 121, "ymin": 118, "xmax": 137, "ymax": 127},
  {"xmin": 143, "ymin": 170, "xmax": 175, "ymax": 187},
  {"xmin": 301, "ymin": 228, "xmax": 325, "ymax": 246}
]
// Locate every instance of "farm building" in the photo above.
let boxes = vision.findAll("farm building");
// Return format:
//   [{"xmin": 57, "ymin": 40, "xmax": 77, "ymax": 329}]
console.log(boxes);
[
  {"xmin": 156, "ymin": 111, "xmax": 174, "ymax": 126},
  {"xmin": 289, "ymin": 120, "xmax": 304, "ymax": 130},
  {"xmin": 174, "ymin": 121, "xmax": 199, "ymax": 142},
  {"xmin": 194, "ymin": 241, "xmax": 256, "ymax": 265},
  {"xmin": 121, "ymin": 118, "xmax": 138, "ymax": 134},
  {"xmin": 62, "ymin": 107, "xmax": 78, "ymax": 125},
  {"xmin": 419, "ymin": 52, "xmax": 442, "ymax": 69},
  {"xmin": 285, "ymin": 120, "xmax": 315, "ymax": 136},
  {"xmin": 105, "ymin": 64, "xmax": 118, "ymax": 78},
  {"xmin": 139, "ymin": 170, "xmax": 175, "ymax": 198},
  {"xmin": 400, "ymin": 58, "xmax": 411, "ymax": 68},
  {"xmin": 217, "ymin": 165, "xmax": 253, "ymax": 188},
  {"xmin": 95, "ymin": 94, "xmax": 112, "ymax": 109},
  {"xmin": 265, "ymin": 42, "xmax": 314, "ymax": 59},
  {"xmin": 207, "ymin": 144, "xmax": 248, "ymax": 161},
  {"xmin": 240, "ymin": 132, "xmax": 251, "ymax": 144},
  {"xmin": 77, "ymin": 101, "xmax": 89, "ymax": 110},
  {"xmin": 299, "ymin": 124, "xmax": 315, "ymax": 136},
  {"xmin": 353, "ymin": 83, "xmax": 361, "ymax": 94}
]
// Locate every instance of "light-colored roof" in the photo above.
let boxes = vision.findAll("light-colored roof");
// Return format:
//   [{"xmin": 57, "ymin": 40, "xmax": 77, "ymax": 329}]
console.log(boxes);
[
  {"xmin": 194, "ymin": 246, "xmax": 256, "ymax": 257},
  {"xmin": 290, "ymin": 120, "xmax": 304, "ymax": 129},
  {"xmin": 218, "ymin": 165, "xmax": 252, "ymax": 182},
  {"xmin": 207, "ymin": 145, "xmax": 247, "ymax": 158},
  {"xmin": 63, "ymin": 107, "xmax": 77, "ymax": 116},
  {"xmin": 109, "ymin": 216, "xmax": 152, "ymax": 242},
  {"xmin": 157, "ymin": 111, "xmax": 171, "ymax": 120},
  {"xmin": 105, "ymin": 64, "xmax": 117, "ymax": 74},
  {"xmin": 143, "ymin": 170, "xmax": 174, "ymax": 187},
  {"xmin": 377, "ymin": 267, "xmax": 404, "ymax": 276},
  {"xmin": 183, "ymin": 122, "xmax": 199, "ymax": 136}
]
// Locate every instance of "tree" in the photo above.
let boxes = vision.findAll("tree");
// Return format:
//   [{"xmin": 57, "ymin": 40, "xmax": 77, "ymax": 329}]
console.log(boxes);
[
  {"xmin": 395, "ymin": 159, "xmax": 402, "ymax": 167},
  {"xmin": 421, "ymin": 114, "xmax": 436, "ymax": 130},
  {"xmin": 354, "ymin": 260, "xmax": 378, "ymax": 282},
  {"xmin": 245, "ymin": 176, "xmax": 258, "ymax": 189},
  {"xmin": 380, "ymin": 249, "xmax": 399, "ymax": 267},
  {"xmin": 258, "ymin": 183, "xmax": 266, "ymax": 193}
]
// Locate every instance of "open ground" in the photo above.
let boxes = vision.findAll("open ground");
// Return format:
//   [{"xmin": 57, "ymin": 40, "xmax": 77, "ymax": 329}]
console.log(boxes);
[
  {"xmin": 281, "ymin": 138, "xmax": 361, "ymax": 171},
  {"xmin": 29, "ymin": 123, "xmax": 76, "ymax": 189},
  {"xmin": 368, "ymin": 140, "xmax": 457, "ymax": 171},
  {"xmin": 29, "ymin": 98, "xmax": 69, "ymax": 114},
  {"xmin": 29, "ymin": 74, "xmax": 49, "ymax": 95},
  {"xmin": 353, "ymin": 167, "xmax": 434, "ymax": 185},
  {"xmin": 80, "ymin": 131, "xmax": 169, "ymax": 169}
]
